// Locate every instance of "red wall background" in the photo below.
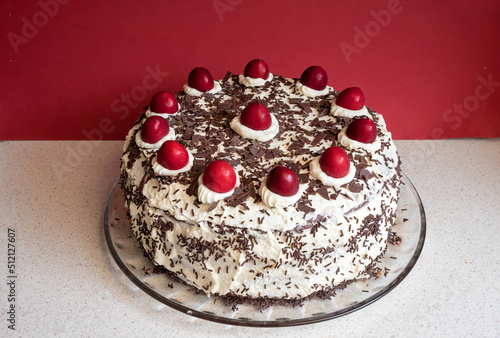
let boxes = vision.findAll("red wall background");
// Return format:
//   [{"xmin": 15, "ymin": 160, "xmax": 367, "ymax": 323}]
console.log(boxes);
[{"xmin": 1, "ymin": 0, "xmax": 499, "ymax": 141}]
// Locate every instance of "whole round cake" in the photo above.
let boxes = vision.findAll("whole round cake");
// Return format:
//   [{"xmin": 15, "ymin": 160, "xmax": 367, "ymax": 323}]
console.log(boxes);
[{"xmin": 120, "ymin": 60, "xmax": 402, "ymax": 306}]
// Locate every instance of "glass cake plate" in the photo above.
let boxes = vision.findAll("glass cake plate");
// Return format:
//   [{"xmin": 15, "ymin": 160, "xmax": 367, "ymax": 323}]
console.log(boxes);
[{"xmin": 103, "ymin": 174, "xmax": 425, "ymax": 327}]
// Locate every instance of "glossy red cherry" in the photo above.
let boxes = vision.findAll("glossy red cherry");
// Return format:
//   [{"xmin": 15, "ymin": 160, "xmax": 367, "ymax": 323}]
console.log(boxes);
[
  {"xmin": 141, "ymin": 116, "xmax": 169, "ymax": 144},
  {"xmin": 319, "ymin": 147, "xmax": 350, "ymax": 178},
  {"xmin": 150, "ymin": 91, "xmax": 178, "ymax": 114},
  {"xmin": 346, "ymin": 118, "xmax": 377, "ymax": 144},
  {"xmin": 157, "ymin": 140, "xmax": 189, "ymax": 170},
  {"xmin": 300, "ymin": 66, "xmax": 328, "ymax": 91},
  {"xmin": 240, "ymin": 102, "xmax": 272, "ymax": 130},
  {"xmin": 244, "ymin": 59, "xmax": 270, "ymax": 79},
  {"xmin": 203, "ymin": 160, "xmax": 237, "ymax": 193},
  {"xmin": 188, "ymin": 67, "xmax": 214, "ymax": 92},
  {"xmin": 266, "ymin": 167, "xmax": 299, "ymax": 197},
  {"xmin": 336, "ymin": 87, "xmax": 365, "ymax": 110}
]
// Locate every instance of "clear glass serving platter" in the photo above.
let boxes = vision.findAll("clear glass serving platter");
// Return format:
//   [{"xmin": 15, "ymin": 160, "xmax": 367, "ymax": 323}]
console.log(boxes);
[{"xmin": 103, "ymin": 174, "xmax": 425, "ymax": 327}]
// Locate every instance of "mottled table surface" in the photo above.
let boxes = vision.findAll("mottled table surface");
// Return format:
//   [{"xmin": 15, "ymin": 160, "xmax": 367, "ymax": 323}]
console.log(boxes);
[{"xmin": 0, "ymin": 139, "xmax": 499, "ymax": 337}]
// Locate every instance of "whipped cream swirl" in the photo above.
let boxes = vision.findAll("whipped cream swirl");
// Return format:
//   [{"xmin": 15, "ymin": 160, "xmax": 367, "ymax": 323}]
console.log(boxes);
[
  {"xmin": 309, "ymin": 156, "xmax": 356, "ymax": 189},
  {"xmin": 230, "ymin": 114, "xmax": 279, "ymax": 142},
  {"xmin": 238, "ymin": 73, "xmax": 273, "ymax": 87},
  {"xmin": 258, "ymin": 178, "xmax": 304, "ymax": 208},
  {"xmin": 197, "ymin": 173, "xmax": 240, "ymax": 204},
  {"xmin": 296, "ymin": 81, "xmax": 330, "ymax": 97},
  {"xmin": 330, "ymin": 98, "xmax": 369, "ymax": 118},
  {"xmin": 183, "ymin": 81, "xmax": 222, "ymax": 97},
  {"xmin": 338, "ymin": 128, "xmax": 381, "ymax": 152},
  {"xmin": 135, "ymin": 128, "xmax": 176, "ymax": 150},
  {"xmin": 152, "ymin": 150, "xmax": 194, "ymax": 176},
  {"xmin": 145, "ymin": 102, "xmax": 180, "ymax": 117}
]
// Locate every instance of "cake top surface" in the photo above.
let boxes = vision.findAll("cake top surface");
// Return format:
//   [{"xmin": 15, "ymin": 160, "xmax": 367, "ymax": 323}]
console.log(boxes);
[{"xmin": 122, "ymin": 72, "xmax": 399, "ymax": 232}]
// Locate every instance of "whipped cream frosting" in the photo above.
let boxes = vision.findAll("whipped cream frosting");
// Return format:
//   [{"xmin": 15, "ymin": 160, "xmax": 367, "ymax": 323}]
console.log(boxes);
[
  {"xmin": 125, "ymin": 177, "xmax": 399, "ymax": 299},
  {"xmin": 183, "ymin": 81, "xmax": 222, "ymax": 97},
  {"xmin": 197, "ymin": 173, "xmax": 240, "ymax": 204},
  {"xmin": 135, "ymin": 128, "xmax": 176, "ymax": 150},
  {"xmin": 330, "ymin": 98, "xmax": 369, "ymax": 118},
  {"xmin": 159, "ymin": 190, "xmax": 395, "ymax": 294},
  {"xmin": 309, "ymin": 156, "xmax": 356, "ymax": 188},
  {"xmin": 238, "ymin": 73, "xmax": 273, "ymax": 87},
  {"xmin": 125, "ymin": 75, "xmax": 399, "ymax": 232},
  {"xmin": 338, "ymin": 127, "xmax": 382, "ymax": 152},
  {"xmin": 258, "ymin": 178, "xmax": 305, "ymax": 208},
  {"xmin": 152, "ymin": 150, "xmax": 194, "ymax": 176},
  {"xmin": 229, "ymin": 114, "xmax": 279, "ymax": 142},
  {"xmin": 296, "ymin": 81, "xmax": 331, "ymax": 97}
]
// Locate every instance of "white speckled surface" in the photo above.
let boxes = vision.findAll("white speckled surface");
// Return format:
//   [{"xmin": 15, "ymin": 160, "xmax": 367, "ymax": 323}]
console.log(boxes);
[{"xmin": 0, "ymin": 139, "xmax": 499, "ymax": 337}]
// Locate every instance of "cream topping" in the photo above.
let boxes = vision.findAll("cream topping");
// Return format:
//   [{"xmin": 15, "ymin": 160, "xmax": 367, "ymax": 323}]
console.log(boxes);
[
  {"xmin": 330, "ymin": 98, "xmax": 369, "ymax": 118},
  {"xmin": 197, "ymin": 173, "xmax": 240, "ymax": 204},
  {"xmin": 229, "ymin": 113, "xmax": 279, "ymax": 142},
  {"xmin": 183, "ymin": 81, "xmax": 222, "ymax": 97},
  {"xmin": 238, "ymin": 73, "xmax": 273, "ymax": 87},
  {"xmin": 338, "ymin": 127, "xmax": 382, "ymax": 152},
  {"xmin": 152, "ymin": 150, "xmax": 194, "ymax": 176},
  {"xmin": 296, "ymin": 81, "xmax": 331, "ymax": 97},
  {"xmin": 309, "ymin": 156, "xmax": 356, "ymax": 188},
  {"xmin": 145, "ymin": 102, "xmax": 180, "ymax": 117},
  {"xmin": 258, "ymin": 178, "xmax": 305, "ymax": 208},
  {"xmin": 123, "ymin": 75, "xmax": 399, "ymax": 231},
  {"xmin": 135, "ymin": 127, "xmax": 176, "ymax": 150}
]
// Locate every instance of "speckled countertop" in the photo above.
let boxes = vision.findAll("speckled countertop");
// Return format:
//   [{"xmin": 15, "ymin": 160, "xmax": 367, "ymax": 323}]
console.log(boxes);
[{"xmin": 0, "ymin": 139, "xmax": 499, "ymax": 337}]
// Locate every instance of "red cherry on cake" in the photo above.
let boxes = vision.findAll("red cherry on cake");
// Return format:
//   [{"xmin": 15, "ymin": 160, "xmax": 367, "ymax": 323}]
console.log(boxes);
[
  {"xmin": 319, "ymin": 147, "xmax": 350, "ymax": 178},
  {"xmin": 300, "ymin": 66, "xmax": 328, "ymax": 91},
  {"xmin": 203, "ymin": 160, "xmax": 237, "ymax": 193},
  {"xmin": 266, "ymin": 166, "xmax": 299, "ymax": 197},
  {"xmin": 240, "ymin": 102, "xmax": 272, "ymax": 130},
  {"xmin": 157, "ymin": 140, "xmax": 189, "ymax": 170},
  {"xmin": 336, "ymin": 87, "xmax": 365, "ymax": 110},
  {"xmin": 150, "ymin": 91, "xmax": 178, "ymax": 114},
  {"xmin": 188, "ymin": 67, "xmax": 214, "ymax": 92},
  {"xmin": 244, "ymin": 59, "xmax": 270, "ymax": 80},
  {"xmin": 346, "ymin": 118, "xmax": 377, "ymax": 144},
  {"xmin": 141, "ymin": 116, "xmax": 170, "ymax": 144}
]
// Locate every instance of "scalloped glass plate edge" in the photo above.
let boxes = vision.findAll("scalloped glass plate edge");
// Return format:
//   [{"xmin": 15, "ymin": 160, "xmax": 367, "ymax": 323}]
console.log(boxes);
[{"xmin": 103, "ymin": 173, "xmax": 426, "ymax": 327}]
